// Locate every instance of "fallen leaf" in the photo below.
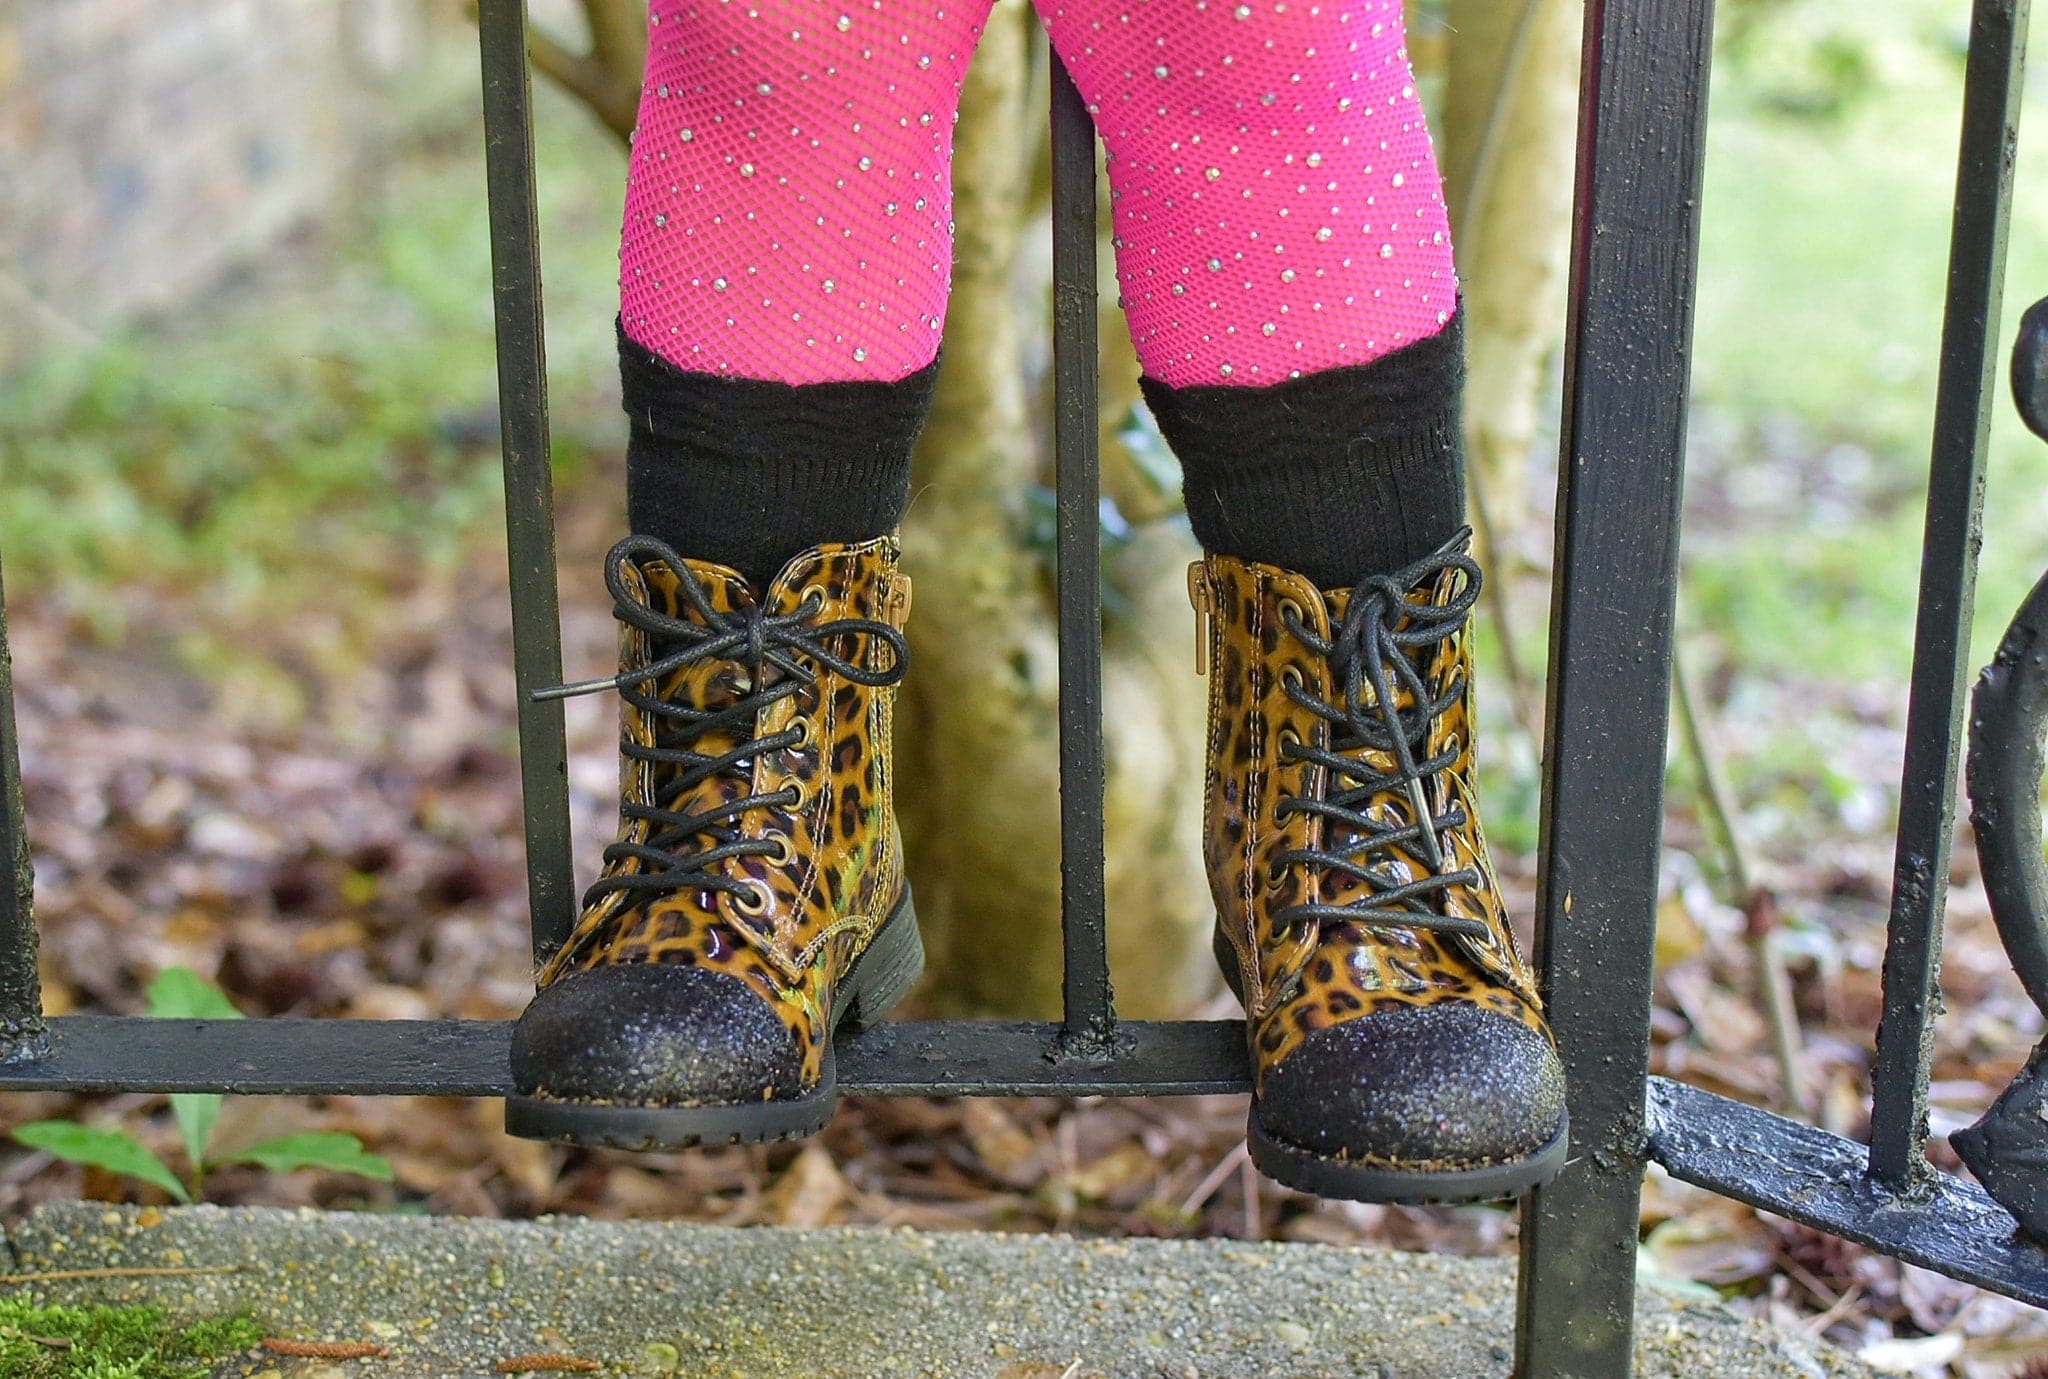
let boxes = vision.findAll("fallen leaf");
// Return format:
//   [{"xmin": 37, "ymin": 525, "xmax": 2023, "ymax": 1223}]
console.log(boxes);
[{"xmin": 761, "ymin": 1144, "xmax": 849, "ymax": 1227}]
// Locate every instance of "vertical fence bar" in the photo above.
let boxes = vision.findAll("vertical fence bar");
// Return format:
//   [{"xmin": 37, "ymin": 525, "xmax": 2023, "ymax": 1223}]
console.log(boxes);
[
  {"xmin": 1049, "ymin": 58, "xmax": 1115, "ymax": 1048},
  {"xmin": 478, "ymin": 0, "xmax": 577, "ymax": 963},
  {"xmin": 1867, "ymin": 0, "xmax": 2030, "ymax": 1190},
  {"xmin": 0, "ymin": 556, "xmax": 45, "ymax": 1053},
  {"xmin": 1514, "ymin": 0, "xmax": 1718, "ymax": 1368}
]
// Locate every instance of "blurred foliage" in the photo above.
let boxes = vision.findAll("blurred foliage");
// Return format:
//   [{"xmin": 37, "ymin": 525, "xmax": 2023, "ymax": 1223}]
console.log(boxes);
[
  {"xmin": 1681, "ymin": 0, "xmax": 2048, "ymax": 692},
  {"xmin": 1715, "ymin": 0, "xmax": 1887, "ymax": 122},
  {"xmin": 1428, "ymin": 0, "xmax": 2048, "ymax": 856},
  {"xmin": 0, "ymin": 78, "xmax": 625, "ymax": 627}
]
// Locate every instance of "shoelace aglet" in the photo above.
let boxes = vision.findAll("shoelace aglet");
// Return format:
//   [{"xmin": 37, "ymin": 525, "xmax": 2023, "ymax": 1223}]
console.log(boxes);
[
  {"xmin": 530, "ymin": 673, "xmax": 625, "ymax": 703},
  {"xmin": 1403, "ymin": 776, "xmax": 1445, "ymax": 872}
]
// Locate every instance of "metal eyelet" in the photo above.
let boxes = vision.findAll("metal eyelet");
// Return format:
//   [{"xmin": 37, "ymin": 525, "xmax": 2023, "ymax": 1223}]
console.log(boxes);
[
  {"xmin": 1280, "ymin": 665, "xmax": 1305, "ymax": 694},
  {"xmin": 1276, "ymin": 726, "xmax": 1301, "ymax": 758},
  {"xmin": 1276, "ymin": 596, "xmax": 1305, "ymax": 629},
  {"xmin": 733, "ymin": 880, "xmax": 773, "ymax": 916},
  {"xmin": 797, "ymin": 585, "xmax": 829, "ymax": 615},
  {"xmin": 787, "ymin": 718, "xmax": 813, "ymax": 751},
  {"xmin": 784, "ymin": 778, "xmax": 812, "ymax": 811},
  {"xmin": 764, "ymin": 835, "xmax": 795, "ymax": 867}
]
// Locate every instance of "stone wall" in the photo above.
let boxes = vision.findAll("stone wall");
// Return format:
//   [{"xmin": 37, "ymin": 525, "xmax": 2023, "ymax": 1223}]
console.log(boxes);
[{"xmin": 0, "ymin": 0, "xmax": 423, "ymax": 374}]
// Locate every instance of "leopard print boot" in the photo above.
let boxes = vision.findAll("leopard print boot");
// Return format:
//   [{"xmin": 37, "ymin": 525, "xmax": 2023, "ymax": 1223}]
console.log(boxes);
[
  {"xmin": 507, "ymin": 533, "xmax": 920, "ymax": 1148},
  {"xmin": 1190, "ymin": 530, "xmax": 1567, "ymax": 1202}
]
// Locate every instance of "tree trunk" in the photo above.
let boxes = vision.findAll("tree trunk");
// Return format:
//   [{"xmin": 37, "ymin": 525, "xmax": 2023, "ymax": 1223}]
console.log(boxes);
[{"xmin": 1441, "ymin": 0, "xmax": 1581, "ymax": 538}]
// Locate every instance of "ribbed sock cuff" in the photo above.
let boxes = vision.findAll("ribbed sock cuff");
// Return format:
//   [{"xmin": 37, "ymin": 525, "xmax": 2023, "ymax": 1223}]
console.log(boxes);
[
  {"xmin": 1142, "ymin": 310, "xmax": 1467, "ymax": 589},
  {"xmin": 619, "ymin": 323, "xmax": 937, "ymax": 588}
]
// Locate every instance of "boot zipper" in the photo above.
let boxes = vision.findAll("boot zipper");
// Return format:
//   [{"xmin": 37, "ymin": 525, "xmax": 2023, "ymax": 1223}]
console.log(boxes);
[{"xmin": 1187, "ymin": 563, "xmax": 1213, "ymax": 677}]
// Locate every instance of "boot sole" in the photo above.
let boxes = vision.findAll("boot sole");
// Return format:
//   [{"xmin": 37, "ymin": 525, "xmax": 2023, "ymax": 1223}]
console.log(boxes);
[
  {"xmin": 504, "ymin": 889, "xmax": 923, "ymax": 1151},
  {"xmin": 1211, "ymin": 924, "xmax": 1569, "ymax": 1205},
  {"xmin": 1246, "ymin": 1107, "xmax": 1569, "ymax": 1205}
]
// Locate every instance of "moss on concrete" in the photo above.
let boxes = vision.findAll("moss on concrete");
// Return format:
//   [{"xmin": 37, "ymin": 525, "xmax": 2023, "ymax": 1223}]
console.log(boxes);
[{"xmin": 0, "ymin": 1296, "xmax": 259, "ymax": 1379}]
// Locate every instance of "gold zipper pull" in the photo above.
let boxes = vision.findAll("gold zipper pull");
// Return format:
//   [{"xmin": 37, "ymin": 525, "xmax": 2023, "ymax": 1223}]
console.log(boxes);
[
  {"xmin": 885, "ymin": 571, "xmax": 913, "ymax": 626},
  {"xmin": 1187, "ymin": 562, "xmax": 1212, "ymax": 677}
]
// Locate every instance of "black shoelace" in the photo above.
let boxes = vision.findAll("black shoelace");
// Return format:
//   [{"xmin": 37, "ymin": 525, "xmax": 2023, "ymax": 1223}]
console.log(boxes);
[
  {"xmin": 535, "ymin": 536, "xmax": 908, "ymax": 911},
  {"xmin": 1271, "ymin": 545, "xmax": 1490, "ymax": 940}
]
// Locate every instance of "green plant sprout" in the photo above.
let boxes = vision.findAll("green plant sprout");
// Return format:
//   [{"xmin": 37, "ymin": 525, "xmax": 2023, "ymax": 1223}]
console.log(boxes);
[{"xmin": 9, "ymin": 969, "xmax": 392, "ymax": 1203}]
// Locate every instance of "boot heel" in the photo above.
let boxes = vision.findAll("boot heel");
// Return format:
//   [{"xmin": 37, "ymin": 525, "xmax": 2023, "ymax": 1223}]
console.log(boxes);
[
  {"xmin": 1211, "ymin": 924, "xmax": 1248, "ymax": 1007},
  {"xmin": 839, "ymin": 889, "xmax": 923, "ymax": 1035}
]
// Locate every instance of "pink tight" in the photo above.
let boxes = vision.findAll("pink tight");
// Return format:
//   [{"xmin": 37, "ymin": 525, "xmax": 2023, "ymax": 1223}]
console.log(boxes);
[{"xmin": 618, "ymin": 0, "xmax": 1454, "ymax": 388}]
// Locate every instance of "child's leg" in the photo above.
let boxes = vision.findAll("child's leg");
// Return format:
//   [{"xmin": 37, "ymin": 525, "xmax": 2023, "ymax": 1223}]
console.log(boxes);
[
  {"xmin": 1033, "ymin": 0, "xmax": 1462, "ymax": 587},
  {"xmin": 507, "ymin": 1, "xmax": 991, "ymax": 1152},
  {"xmin": 620, "ymin": 0, "xmax": 995, "ymax": 586},
  {"xmin": 1037, "ymin": 0, "xmax": 1564, "ymax": 1206}
]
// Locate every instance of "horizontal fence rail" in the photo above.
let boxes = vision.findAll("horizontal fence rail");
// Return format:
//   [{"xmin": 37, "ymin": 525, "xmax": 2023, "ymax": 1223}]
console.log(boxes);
[
  {"xmin": 1649, "ymin": 1079, "xmax": 2048, "ymax": 1309},
  {"xmin": 0, "ymin": 1019, "xmax": 1250, "ymax": 1099}
]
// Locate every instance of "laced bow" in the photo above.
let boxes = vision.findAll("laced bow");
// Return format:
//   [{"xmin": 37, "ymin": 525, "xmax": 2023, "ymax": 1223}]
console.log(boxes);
[
  {"xmin": 535, "ymin": 535, "xmax": 909, "ymax": 910},
  {"xmin": 1271, "ymin": 542, "xmax": 1490, "ymax": 940}
]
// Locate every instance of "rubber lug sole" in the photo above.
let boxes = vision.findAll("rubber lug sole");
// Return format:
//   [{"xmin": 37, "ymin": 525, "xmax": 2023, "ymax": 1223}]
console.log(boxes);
[
  {"xmin": 1247, "ymin": 1107, "xmax": 1569, "ymax": 1205},
  {"xmin": 504, "ymin": 889, "xmax": 923, "ymax": 1150}
]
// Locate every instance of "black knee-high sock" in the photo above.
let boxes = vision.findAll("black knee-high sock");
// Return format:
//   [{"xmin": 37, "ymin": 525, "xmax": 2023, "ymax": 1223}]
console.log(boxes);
[
  {"xmin": 619, "ymin": 324, "xmax": 938, "ymax": 589},
  {"xmin": 1140, "ymin": 311, "xmax": 1467, "ymax": 589}
]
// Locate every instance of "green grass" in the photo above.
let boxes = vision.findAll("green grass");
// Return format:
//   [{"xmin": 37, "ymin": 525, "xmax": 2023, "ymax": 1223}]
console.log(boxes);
[{"xmin": 0, "ymin": 1297, "xmax": 259, "ymax": 1379}]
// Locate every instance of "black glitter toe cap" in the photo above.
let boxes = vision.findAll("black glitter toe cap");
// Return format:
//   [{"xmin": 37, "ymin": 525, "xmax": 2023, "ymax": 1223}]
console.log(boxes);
[
  {"xmin": 509, "ymin": 963, "xmax": 805, "ymax": 1107},
  {"xmin": 1257, "ymin": 1002, "xmax": 1566, "ymax": 1168}
]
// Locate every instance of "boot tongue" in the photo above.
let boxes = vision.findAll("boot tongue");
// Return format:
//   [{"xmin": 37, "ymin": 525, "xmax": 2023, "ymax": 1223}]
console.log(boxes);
[{"xmin": 636, "ymin": 556, "xmax": 761, "ymax": 711}]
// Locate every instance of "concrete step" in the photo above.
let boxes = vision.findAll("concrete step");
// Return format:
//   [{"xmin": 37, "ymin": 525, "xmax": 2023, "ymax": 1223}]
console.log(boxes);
[{"xmin": 2, "ymin": 1203, "xmax": 1871, "ymax": 1378}]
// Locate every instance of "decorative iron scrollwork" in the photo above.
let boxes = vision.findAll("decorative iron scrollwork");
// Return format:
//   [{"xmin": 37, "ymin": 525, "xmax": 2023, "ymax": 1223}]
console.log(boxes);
[
  {"xmin": 2014, "ymin": 298, "xmax": 2048, "ymax": 443},
  {"xmin": 1954, "ymin": 296, "xmax": 2048, "ymax": 1243}
]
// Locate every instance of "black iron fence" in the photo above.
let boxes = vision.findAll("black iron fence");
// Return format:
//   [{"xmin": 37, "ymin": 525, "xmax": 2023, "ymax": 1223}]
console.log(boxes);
[{"xmin": 0, "ymin": 0, "xmax": 2044, "ymax": 1373}]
